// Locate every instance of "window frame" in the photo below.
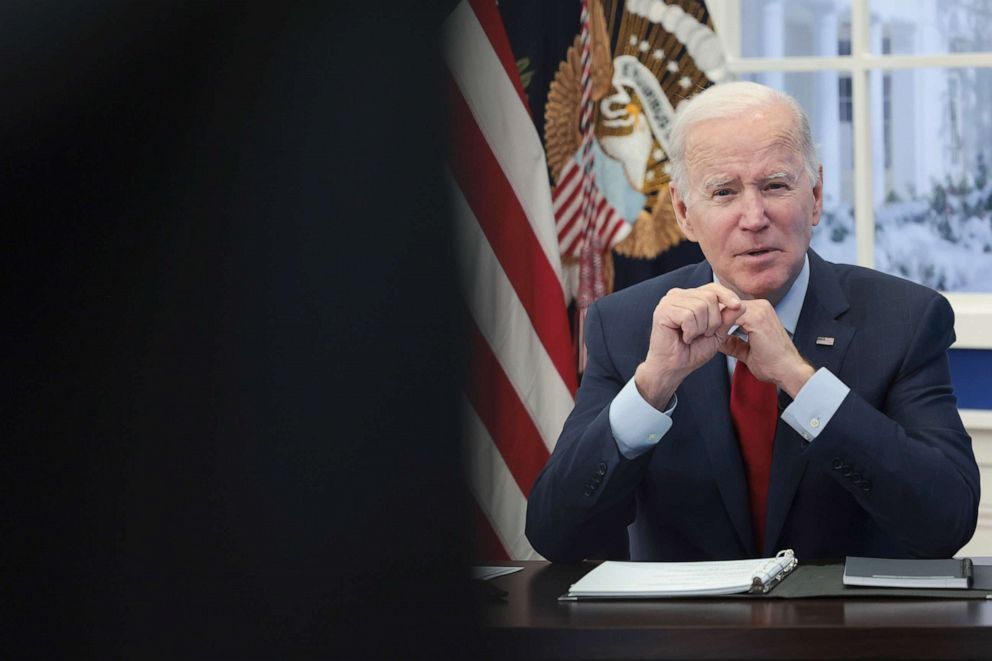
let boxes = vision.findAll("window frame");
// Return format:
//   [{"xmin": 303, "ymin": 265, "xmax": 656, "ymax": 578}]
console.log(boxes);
[{"xmin": 710, "ymin": 0, "xmax": 992, "ymax": 349}]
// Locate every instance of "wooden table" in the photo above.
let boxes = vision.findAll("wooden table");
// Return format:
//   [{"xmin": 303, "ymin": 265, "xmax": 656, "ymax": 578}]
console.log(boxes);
[{"xmin": 481, "ymin": 561, "xmax": 992, "ymax": 659}]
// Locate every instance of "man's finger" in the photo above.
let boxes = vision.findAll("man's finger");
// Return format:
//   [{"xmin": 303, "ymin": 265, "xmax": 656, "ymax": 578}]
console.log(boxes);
[
  {"xmin": 660, "ymin": 304, "xmax": 701, "ymax": 343},
  {"xmin": 703, "ymin": 283, "xmax": 743, "ymax": 311},
  {"xmin": 683, "ymin": 288, "xmax": 732, "ymax": 338},
  {"xmin": 718, "ymin": 300, "xmax": 746, "ymax": 334},
  {"xmin": 720, "ymin": 336, "xmax": 749, "ymax": 363},
  {"xmin": 667, "ymin": 297, "xmax": 711, "ymax": 343},
  {"xmin": 702, "ymin": 292, "xmax": 723, "ymax": 337}
]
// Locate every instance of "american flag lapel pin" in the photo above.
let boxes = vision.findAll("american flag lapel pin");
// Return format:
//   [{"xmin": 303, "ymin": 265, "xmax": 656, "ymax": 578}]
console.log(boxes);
[{"xmin": 816, "ymin": 336, "xmax": 835, "ymax": 346}]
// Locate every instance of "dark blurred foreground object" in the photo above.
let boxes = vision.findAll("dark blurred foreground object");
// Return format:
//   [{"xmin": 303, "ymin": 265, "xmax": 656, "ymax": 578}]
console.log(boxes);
[{"xmin": 3, "ymin": 1, "xmax": 477, "ymax": 658}]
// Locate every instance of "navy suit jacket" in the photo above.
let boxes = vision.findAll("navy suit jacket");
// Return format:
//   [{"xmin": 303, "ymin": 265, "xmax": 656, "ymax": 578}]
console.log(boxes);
[{"xmin": 526, "ymin": 251, "xmax": 980, "ymax": 561}]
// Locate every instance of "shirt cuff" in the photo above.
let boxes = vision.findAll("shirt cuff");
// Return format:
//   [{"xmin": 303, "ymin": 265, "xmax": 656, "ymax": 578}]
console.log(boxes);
[
  {"xmin": 609, "ymin": 377, "xmax": 676, "ymax": 459},
  {"xmin": 781, "ymin": 367, "xmax": 850, "ymax": 443}
]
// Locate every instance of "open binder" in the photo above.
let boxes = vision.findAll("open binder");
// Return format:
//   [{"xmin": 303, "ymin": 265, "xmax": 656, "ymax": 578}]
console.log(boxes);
[{"xmin": 559, "ymin": 549, "xmax": 798, "ymax": 601}]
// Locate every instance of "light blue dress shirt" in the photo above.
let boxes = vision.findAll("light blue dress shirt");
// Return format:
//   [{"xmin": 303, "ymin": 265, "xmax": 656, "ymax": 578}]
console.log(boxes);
[{"xmin": 609, "ymin": 256, "xmax": 850, "ymax": 459}]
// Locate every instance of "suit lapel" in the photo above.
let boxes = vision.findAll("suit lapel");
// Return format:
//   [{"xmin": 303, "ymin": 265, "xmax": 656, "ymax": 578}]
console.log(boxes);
[{"xmin": 763, "ymin": 251, "xmax": 855, "ymax": 555}]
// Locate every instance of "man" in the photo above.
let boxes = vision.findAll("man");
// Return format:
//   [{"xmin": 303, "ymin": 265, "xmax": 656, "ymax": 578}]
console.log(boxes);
[{"xmin": 526, "ymin": 81, "xmax": 980, "ymax": 562}]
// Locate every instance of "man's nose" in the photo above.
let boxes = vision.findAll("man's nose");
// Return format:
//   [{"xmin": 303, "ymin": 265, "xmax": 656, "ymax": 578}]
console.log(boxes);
[{"xmin": 738, "ymin": 187, "xmax": 770, "ymax": 231}]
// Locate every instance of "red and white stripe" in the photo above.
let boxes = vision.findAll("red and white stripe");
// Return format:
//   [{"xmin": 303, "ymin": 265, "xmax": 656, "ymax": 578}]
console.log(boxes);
[
  {"xmin": 443, "ymin": 0, "xmax": 577, "ymax": 560},
  {"xmin": 552, "ymin": 0, "xmax": 629, "ymax": 263},
  {"xmin": 553, "ymin": 156, "xmax": 631, "ymax": 259}
]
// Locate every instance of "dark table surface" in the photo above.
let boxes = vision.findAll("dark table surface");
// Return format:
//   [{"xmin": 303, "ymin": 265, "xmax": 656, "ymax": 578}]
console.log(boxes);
[{"xmin": 480, "ymin": 561, "xmax": 992, "ymax": 660}]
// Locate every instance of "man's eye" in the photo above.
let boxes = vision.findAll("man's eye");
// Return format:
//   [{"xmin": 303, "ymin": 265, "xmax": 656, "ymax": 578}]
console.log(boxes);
[
  {"xmin": 766, "ymin": 182, "xmax": 789, "ymax": 191},
  {"xmin": 713, "ymin": 189, "xmax": 734, "ymax": 197}
]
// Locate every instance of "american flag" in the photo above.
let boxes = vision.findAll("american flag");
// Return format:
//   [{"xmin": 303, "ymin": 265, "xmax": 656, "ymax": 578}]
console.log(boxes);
[
  {"xmin": 554, "ymin": 0, "xmax": 630, "ymax": 372},
  {"xmin": 552, "ymin": 155, "xmax": 631, "ymax": 260},
  {"xmin": 443, "ymin": 0, "xmax": 577, "ymax": 560}
]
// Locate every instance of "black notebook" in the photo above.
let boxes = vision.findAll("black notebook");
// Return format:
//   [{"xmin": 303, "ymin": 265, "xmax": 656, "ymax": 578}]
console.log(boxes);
[{"xmin": 843, "ymin": 556, "xmax": 974, "ymax": 589}]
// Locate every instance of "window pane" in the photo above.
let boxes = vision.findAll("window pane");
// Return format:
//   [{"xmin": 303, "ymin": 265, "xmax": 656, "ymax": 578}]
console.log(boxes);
[
  {"xmin": 740, "ymin": 72, "xmax": 857, "ymax": 265},
  {"xmin": 740, "ymin": 0, "xmax": 852, "ymax": 58},
  {"xmin": 872, "ymin": 68, "xmax": 992, "ymax": 292},
  {"xmin": 870, "ymin": 0, "xmax": 992, "ymax": 55}
]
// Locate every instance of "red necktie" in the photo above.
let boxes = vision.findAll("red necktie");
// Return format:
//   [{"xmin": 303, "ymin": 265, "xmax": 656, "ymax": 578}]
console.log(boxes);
[{"xmin": 729, "ymin": 361, "xmax": 778, "ymax": 553}]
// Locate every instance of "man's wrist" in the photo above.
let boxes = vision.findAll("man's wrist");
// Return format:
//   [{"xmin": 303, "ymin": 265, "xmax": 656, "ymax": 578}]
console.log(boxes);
[
  {"xmin": 779, "ymin": 360, "xmax": 816, "ymax": 399},
  {"xmin": 634, "ymin": 362, "xmax": 683, "ymax": 411},
  {"xmin": 611, "ymin": 378, "xmax": 676, "ymax": 458}
]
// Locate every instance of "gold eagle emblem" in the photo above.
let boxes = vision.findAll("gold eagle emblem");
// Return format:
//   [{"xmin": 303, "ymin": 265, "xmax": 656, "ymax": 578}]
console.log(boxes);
[{"xmin": 545, "ymin": 0, "xmax": 726, "ymax": 289}]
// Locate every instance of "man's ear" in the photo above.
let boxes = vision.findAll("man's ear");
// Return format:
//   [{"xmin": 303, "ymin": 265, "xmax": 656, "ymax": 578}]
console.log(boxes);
[
  {"xmin": 811, "ymin": 164, "xmax": 824, "ymax": 227},
  {"xmin": 669, "ymin": 181, "xmax": 696, "ymax": 241}
]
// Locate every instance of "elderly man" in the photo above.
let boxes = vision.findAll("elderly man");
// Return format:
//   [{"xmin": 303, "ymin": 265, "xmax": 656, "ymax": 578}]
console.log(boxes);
[{"xmin": 526, "ymin": 81, "xmax": 979, "ymax": 562}]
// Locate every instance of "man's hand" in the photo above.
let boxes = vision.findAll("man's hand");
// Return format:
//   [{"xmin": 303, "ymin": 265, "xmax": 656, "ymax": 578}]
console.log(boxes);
[
  {"xmin": 720, "ymin": 299, "xmax": 815, "ymax": 398},
  {"xmin": 634, "ymin": 283, "xmax": 744, "ymax": 409}
]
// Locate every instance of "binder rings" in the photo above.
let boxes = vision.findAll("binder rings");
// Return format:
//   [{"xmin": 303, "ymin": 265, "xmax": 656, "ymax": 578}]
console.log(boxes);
[{"xmin": 559, "ymin": 549, "xmax": 798, "ymax": 600}]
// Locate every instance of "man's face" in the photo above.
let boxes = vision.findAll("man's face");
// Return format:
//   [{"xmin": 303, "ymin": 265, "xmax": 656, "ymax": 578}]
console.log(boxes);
[{"xmin": 670, "ymin": 104, "xmax": 823, "ymax": 304}]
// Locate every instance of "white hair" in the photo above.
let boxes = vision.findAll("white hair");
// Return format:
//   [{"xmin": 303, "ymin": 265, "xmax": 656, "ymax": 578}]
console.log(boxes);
[{"xmin": 667, "ymin": 81, "xmax": 819, "ymax": 201}]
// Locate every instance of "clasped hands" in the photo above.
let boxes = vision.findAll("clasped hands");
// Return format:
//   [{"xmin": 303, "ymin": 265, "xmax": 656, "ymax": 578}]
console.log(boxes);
[{"xmin": 634, "ymin": 283, "xmax": 815, "ymax": 410}]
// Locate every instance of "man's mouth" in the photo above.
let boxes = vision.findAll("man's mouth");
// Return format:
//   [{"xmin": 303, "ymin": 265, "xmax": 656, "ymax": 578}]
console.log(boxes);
[{"xmin": 739, "ymin": 248, "xmax": 777, "ymax": 257}]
